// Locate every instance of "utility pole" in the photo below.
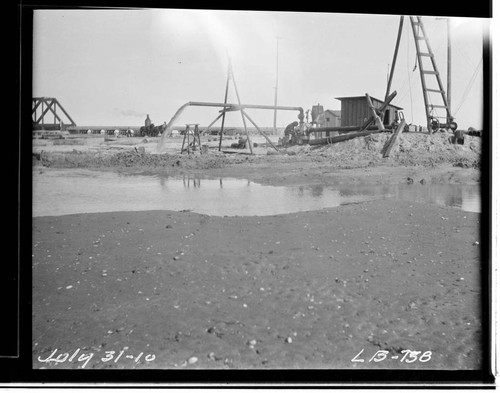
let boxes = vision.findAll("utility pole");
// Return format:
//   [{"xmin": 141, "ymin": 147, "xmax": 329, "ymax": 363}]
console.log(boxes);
[
  {"xmin": 436, "ymin": 17, "xmax": 452, "ymax": 123},
  {"xmin": 446, "ymin": 18, "xmax": 452, "ymax": 119},
  {"xmin": 273, "ymin": 37, "xmax": 280, "ymax": 135}
]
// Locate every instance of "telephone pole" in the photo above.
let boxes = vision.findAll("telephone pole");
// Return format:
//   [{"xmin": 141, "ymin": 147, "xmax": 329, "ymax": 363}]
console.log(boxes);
[
  {"xmin": 446, "ymin": 18, "xmax": 452, "ymax": 117},
  {"xmin": 436, "ymin": 17, "xmax": 452, "ymax": 120}
]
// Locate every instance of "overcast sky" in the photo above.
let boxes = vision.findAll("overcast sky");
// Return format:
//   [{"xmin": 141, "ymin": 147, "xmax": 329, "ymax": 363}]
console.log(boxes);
[{"xmin": 32, "ymin": 9, "xmax": 487, "ymax": 129}]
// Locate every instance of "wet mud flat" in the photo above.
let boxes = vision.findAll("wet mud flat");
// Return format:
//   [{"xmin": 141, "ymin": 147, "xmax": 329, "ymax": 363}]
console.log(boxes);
[{"xmin": 32, "ymin": 199, "xmax": 482, "ymax": 370}]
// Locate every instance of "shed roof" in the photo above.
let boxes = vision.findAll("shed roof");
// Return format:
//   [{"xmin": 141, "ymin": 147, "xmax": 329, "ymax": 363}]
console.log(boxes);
[
  {"xmin": 325, "ymin": 109, "xmax": 341, "ymax": 117},
  {"xmin": 335, "ymin": 95, "xmax": 403, "ymax": 110}
]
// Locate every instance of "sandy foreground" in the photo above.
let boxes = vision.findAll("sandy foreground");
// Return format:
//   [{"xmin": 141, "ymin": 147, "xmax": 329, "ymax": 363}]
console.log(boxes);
[{"xmin": 31, "ymin": 132, "xmax": 485, "ymax": 371}]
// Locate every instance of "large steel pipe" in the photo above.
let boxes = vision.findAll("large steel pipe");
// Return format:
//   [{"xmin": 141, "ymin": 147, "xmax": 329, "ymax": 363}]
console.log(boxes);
[
  {"xmin": 308, "ymin": 129, "xmax": 386, "ymax": 146},
  {"xmin": 187, "ymin": 101, "xmax": 304, "ymax": 117},
  {"xmin": 308, "ymin": 125, "xmax": 381, "ymax": 134},
  {"xmin": 157, "ymin": 101, "xmax": 304, "ymax": 153}
]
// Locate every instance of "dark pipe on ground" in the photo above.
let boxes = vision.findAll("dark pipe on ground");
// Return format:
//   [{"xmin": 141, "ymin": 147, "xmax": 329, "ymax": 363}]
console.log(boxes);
[
  {"xmin": 307, "ymin": 125, "xmax": 381, "ymax": 134},
  {"xmin": 308, "ymin": 129, "xmax": 388, "ymax": 146}
]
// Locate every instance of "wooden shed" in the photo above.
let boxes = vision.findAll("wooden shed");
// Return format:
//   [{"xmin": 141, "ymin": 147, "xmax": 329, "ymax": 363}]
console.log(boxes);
[{"xmin": 336, "ymin": 96, "xmax": 402, "ymax": 127}]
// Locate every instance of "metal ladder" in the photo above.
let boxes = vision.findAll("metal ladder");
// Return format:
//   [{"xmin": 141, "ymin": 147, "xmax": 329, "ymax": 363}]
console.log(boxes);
[{"xmin": 409, "ymin": 16, "xmax": 456, "ymax": 133}]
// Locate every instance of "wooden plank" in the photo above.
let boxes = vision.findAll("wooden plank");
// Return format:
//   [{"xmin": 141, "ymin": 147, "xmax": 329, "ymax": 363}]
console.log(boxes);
[
  {"xmin": 382, "ymin": 120, "xmax": 406, "ymax": 158},
  {"xmin": 359, "ymin": 91, "xmax": 397, "ymax": 131},
  {"xmin": 426, "ymin": 88, "xmax": 445, "ymax": 93},
  {"xmin": 241, "ymin": 110, "xmax": 279, "ymax": 152},
  {"xmin": 180, "ymin": 125, "xmax": 188, "ymax": 153},
  {"xmin": 365, "ymin": 94, "xmax": 384, "ymax": 130}
]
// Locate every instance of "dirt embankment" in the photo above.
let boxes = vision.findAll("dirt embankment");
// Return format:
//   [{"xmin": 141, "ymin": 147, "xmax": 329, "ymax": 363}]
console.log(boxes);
[{"xmin": 33, "ymin": 132, "xmax": 481, "ymax": 181}]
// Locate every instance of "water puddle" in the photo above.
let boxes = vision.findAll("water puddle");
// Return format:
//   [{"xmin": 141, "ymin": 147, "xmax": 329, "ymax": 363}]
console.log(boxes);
[{"xmin": 32, "ymin": 169, "xmax": 481, "ymax": 217}]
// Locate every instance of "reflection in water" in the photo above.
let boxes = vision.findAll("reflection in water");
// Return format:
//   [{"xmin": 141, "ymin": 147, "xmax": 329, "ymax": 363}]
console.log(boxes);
[
  {"xmin": 310, "ymin": 184, "xmax": 324, "ymax": 198},
  {"xmin": 159, "ymin": 176, "xmax": 166, "ymax": 188},
  {"xmin": 32, "ymin": 169, "xmax": 481, "ymax": 217},
  {"xmin": 461, "ymin": 187, "xmax": 480, "ymax": 212},
  {"xmin": 182, "ymin": 175, "xmax": 201, "ymax": 188},
  {"xmin": 172, "ymin": 176, "xmax": 252, "ymax": 190},
  {"xmin": 384, "ymin": 184, "xmax": 472, "ymax": 211}
]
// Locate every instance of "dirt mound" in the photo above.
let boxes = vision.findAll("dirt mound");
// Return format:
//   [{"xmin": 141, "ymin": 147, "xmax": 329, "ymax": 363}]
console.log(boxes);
[
  {"xmin": 36, "ymin": 150, "xmax": 233, "ymax": 170},
  {"xmin": 283, "ymin": 145, "xmax": 312, "ymax": 155},
  {"xmin": 33, "ymin": 131, "xmax": 482, "ymax": 173},
  {"xmin": 307, "ymin": 132, "xmax": 481, "ymax": 169}
]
